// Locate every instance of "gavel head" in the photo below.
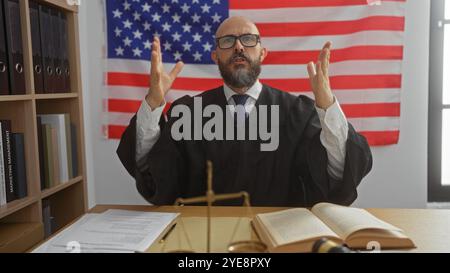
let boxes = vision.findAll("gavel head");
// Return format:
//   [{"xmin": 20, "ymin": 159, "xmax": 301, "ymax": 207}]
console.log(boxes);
[{"xmin": 312, "ymin": 238, "xmax": 354, "ymax": 253}]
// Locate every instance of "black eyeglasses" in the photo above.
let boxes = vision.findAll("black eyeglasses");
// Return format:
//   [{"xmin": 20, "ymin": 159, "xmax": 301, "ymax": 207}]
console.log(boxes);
[{"xmin": 215, "ymin": 34, "xmax": 261, "ymax": 49}]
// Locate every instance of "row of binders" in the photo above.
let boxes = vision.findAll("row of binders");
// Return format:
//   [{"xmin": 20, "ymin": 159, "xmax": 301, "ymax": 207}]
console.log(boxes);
[
  {"xmin": 0, "ymin": 0, "xmax": 71, "ymax": 95},
  {"xmin": 0, "ymin": 120, "xmax": 27, "ymax": 206}
]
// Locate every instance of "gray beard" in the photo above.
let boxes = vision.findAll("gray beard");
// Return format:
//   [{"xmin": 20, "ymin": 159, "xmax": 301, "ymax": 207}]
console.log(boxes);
[{"xmin": 218, "ymin": 58, "xmax": 261, "ymax": 89}]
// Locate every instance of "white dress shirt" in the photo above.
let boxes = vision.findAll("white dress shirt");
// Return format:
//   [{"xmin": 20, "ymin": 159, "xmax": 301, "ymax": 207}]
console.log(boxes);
[{"xmin": 136, "ymin": 81, "xmax": 349, "ymax": 179}]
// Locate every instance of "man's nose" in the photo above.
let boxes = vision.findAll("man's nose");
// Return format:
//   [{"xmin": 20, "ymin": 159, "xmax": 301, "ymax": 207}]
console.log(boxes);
[{"xmin": 234, "ymin": 39, "xmax": 245, "ymax": 52}]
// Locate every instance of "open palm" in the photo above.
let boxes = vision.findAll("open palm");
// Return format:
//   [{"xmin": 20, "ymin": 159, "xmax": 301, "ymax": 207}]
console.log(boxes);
[
  {"xmin": 146, "ymin": 37, "xmax": 184, "ymax": 110},
  {"xmin": 307, "ymin": 41, "xmax": 334, "ymax": 110}
]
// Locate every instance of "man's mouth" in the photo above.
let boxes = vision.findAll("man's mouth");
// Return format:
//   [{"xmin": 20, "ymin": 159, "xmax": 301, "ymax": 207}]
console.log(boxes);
[{"xmin": 232, "ymin": 57, "xmax": 248, "ymax": 64}]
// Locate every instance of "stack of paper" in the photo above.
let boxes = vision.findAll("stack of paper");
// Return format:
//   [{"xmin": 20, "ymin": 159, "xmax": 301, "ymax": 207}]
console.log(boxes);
[{"xmin": 32, "ymin": 209, "xmax": 179, "ymax": 253}]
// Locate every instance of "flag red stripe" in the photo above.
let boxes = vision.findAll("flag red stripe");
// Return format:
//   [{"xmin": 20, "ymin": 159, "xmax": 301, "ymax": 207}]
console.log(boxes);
[
  {"xmin": 257, "ymin": 16, "xmax": 405, "ymax": 37},
  {"xmin": 164, "ymin": 102, "xmax": 172, "ymax": 113},
  {"xmin": 108, "ymin": 125, "xmax": 127, "ymax": 139},
  {"xmin": 171, "ymin": 78, "xmax": 223, "ymax": 90},
  {"xmin": 108, "ymin": 72, "xmax": 149, "ymax": 87},
  {"xmin": 359, "ymin": 130, "xmax": 399, "ymax": 146},
  {"xmin": 341, "ymin": 103, "xmax": 400, "ymax": 118},
  {"xmin": 230, "ymin": 0, "xmax": 405, "ymax": 9},
  {"xmin": 261, "ymin": 74, "xmax": 402, "ymax": 91},
  {"xmin": 107, "ymin": 126, "xmax": 400, "ymax": 146},
  {"xmin": 108, "ymin": 98, "xmax": 400, "ymax": 118},
  {"xmin": 264, "ymin": 46, "xmax": 403, "ymax": 64},
  {"xmin": 108, "ymin": 73, "xmax": 401, "ymax": 91},
  {"xmin": 107, "ymin": 73, "xmax": 223, "ymax": 90},
  {"xmin": 108, "ymin": 99, "xmax": 141, "ymax": 113}
]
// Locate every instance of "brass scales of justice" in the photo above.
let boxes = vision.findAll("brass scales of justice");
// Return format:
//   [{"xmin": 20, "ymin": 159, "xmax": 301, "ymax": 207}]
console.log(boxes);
[{"xmin": 165, "ymin": 160, "xmax": 268, "ymax": 253}]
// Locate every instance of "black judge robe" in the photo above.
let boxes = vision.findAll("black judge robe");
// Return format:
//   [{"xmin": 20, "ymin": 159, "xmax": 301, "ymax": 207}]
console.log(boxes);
[{"xmin": 117, "ymin": 85, "xmax": 373, "ymax": 207}]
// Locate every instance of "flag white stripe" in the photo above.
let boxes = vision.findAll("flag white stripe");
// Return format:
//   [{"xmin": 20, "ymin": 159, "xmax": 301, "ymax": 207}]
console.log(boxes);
[
  {"xmin": 165, "ymin": 90, "xmax": 202, "ymax": 103},
  {"xmin": 107, "ymin": 112, "xmax": 399, "ymax": 132},
  {"xmin": 107, "ymin": 60, "xmax": 402, "ymax": 78},
  {"xmin": 108, "ymin": 59, "xmax": 150, "ymax": 74},
  {"xmin": 108, "ymin": 112, "xmax": 136, "ymax": 126},
  {"xmin": 230, "ymin": 1, "xmax": 405, "ymax": 23},
  {"xmin": 331, "ymin": 89, "xmax": 400, "ymax": 104},
  {"xmin": 261, "ymin": 31, "xmax": 403, "ymax": 51},
  {"xmin": 108, "ymin": 86, "xmax": 148, "ymax": 101},
  {"xmin": 261, "ymin": 61, "xmax": 402, "ymax": 79},
  {"xmin": 297, "ymin": 89, "xmax": 400, "ymax": 104},
  {"xmin": 107, "ymin": 86, "xmax": 400, "ymax": 104},
  {"xmin": 107, "ymin": 87, "xmax": 202, "ymax": 102},
  {"xmin": 348, "ymin": 117, "xmax": 399, "ymax": 132}
]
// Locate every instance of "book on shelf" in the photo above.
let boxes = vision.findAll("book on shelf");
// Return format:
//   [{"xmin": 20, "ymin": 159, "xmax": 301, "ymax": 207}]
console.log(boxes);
[
  {"xmin": 41, "ymin": 124, "xmax": 52, "ymax": 189},
  {"xmin": 0, "ymin": 120, "xmax": 14, "ymax": 203},
  {"xmin": 64, "ymin": 114, "xmax": 73, "ymax": 178},
  {"xmin": 39, "ymin": 114, "xmax": 69, "ymax": 183},
  {"xmin": 37, "ymin": 117, "xmax": 46, "ymax": 190},
  {"xmin": 42, "ymin": 199, "xmax": 54, "ymax": 238},
  {"xmin": 70, "ymin": 123, "xmax": 78, "ymax": 178},
  {"xmin": 37, "ymin": 114, "xmax": 78, "ymax": 190},
  {"xmin": 252, "ymin": 202, "xmax": 416, "ymax": 253},
  {"xmin": 10, "ymin": 133, "xmax": 27, "ymax": 199},
  {"xmin": 50, "ymin": 127, "xmax": 61, "ymax": 186},
  {"xmin": 0, "ymin": 121, "xmax": 28, "ymax": 205},
  {"xmin": 0, "ymin": 121, "xmax": 6, "ymax": 205}
]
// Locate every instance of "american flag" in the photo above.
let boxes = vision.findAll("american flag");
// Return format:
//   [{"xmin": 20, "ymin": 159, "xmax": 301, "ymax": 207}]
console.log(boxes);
[{"xmin": 105, "ymin": 0, "xmax": 406, "ymax": 146}]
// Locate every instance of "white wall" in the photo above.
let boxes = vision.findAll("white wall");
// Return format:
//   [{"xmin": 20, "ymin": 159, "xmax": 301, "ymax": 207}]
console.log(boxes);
[
  {"xmin": 79, "ymin": 0, "xmax": 430, "ymax": 208},
  {"xmin": 79, "ymin": 2, "xmax": 97, "ymax": 209},
  {"xmin": 353, "ymin": 0, "xmax": 430, "ymax": 208},
  {"xmin": 79, "ymin": 0, "xmax": 147, "ymax": 207}
]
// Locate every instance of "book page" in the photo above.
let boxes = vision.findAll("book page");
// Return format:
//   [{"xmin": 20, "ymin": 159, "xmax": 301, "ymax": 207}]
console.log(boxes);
[
  {"xmin": 311, "ymin": 203, "xmax": 403, "ymax": 240},
  {"xmin": 256, "ymin": 208, "xmax": 339, "ymax": 246}
]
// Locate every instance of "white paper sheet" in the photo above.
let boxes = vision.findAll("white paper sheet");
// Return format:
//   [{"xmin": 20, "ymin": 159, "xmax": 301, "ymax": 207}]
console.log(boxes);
[{"xmin": 32, "ymin": 210, "xmax": 179, "ymax": 253}]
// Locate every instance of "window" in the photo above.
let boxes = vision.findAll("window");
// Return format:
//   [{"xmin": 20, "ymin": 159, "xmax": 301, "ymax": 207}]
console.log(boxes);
[{"xmin": 429, "ymin": 0, "xmax": 450, "ymax": 201}]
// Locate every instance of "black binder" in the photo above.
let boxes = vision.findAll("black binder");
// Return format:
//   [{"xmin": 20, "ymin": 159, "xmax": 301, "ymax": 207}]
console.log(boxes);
[
  {"xmin": 60, "ymin": 12, "xmax": 70, "ymax": 93},
  {"xmin": 29, "ymin": 1, "xmax": 44, "ymax": 93},
  {"xmin": 0, "ymin": 0, "xmax": 10, "ymax": 95},
  {"xmin": 51, "ymin": 8, "xmax": 63, "ymax": 93},
  {"xmin": 2, "ymin": 0, "xmax": 25, "ymax": 95},
  {"xmin": 39, "ymin": 5, "xmax": 55, "ymax": 93}
]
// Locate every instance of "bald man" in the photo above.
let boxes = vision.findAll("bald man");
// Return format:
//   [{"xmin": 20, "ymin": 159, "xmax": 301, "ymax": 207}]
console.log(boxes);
[{"xmin": 117, "ymin": 17, "xmax": 372, "ymax": 206}]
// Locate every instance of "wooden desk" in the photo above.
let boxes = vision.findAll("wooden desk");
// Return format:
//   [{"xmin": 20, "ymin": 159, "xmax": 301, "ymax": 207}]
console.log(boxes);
[{"xmin": 90, "ymin": 205, "xmax": 450, "ymax": 253}]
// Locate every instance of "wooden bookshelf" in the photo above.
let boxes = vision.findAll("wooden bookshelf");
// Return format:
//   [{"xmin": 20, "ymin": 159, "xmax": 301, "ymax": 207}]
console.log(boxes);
[
  {"xmin": 35, "ymin": 93, "xmax": 78, "ymax": 100},
  {"xmin": 41, "ymin": 176, "xmax": 82, "ymax": 199},
  {"xmin": 0, "ymin": 0, "xmax": 87, "ymax": 252}
]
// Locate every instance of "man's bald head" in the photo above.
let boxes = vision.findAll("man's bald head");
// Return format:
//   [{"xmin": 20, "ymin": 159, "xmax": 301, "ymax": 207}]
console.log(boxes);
[
  {"xmin": 215, "ymin": 16, "xmax": 260, "ymax": 38},
  {"xmin": 211, "ymin": 16, "xmax": 267, "ymax": 93}
]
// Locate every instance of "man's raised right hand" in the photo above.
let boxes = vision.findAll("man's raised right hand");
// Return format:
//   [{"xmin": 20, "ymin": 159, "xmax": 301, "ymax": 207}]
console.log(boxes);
[{"xmin": 146, "ymin": 37, "xmax": 184, "ymax": 110}]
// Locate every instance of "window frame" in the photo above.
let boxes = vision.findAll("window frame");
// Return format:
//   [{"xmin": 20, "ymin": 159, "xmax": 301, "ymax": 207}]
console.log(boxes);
[{"xmin": 428, "ymin": 0, "xmax": 450, "ymax": 201}]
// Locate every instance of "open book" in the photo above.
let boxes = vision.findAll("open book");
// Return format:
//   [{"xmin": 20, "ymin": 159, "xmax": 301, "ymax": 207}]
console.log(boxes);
[{"xmin": 252, "ymin": 203, "xmax": 415, "ymax": 253}]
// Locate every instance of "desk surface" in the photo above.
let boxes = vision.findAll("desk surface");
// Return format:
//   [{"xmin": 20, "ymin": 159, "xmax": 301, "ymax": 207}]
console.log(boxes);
[{"xmin": 90, "ymin": 205, "xmax": 450, "ymax": 253}]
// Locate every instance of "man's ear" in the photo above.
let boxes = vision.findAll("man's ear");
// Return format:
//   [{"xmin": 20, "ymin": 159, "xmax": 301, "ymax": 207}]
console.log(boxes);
[
  {"xmin": 211, "ymin": 50, "xmax": 218, "ymax": 64},
  {"xmin": 260, "ymin": 47, "xmax": 268, "ymax": 63}
]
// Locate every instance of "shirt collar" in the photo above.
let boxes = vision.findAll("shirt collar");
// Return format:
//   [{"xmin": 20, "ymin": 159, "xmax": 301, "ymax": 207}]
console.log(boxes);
[{"xmin": 223, "ymin": 80, "xmax": 263, "ymax": 102}]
